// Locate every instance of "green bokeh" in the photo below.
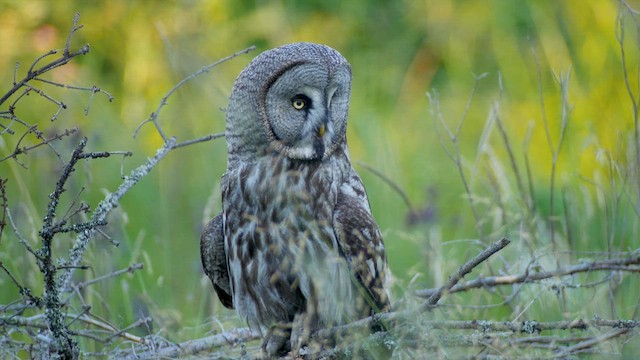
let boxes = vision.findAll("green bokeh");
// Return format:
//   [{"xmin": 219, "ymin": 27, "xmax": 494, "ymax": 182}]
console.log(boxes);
[{"xmin": 1, "ymin": 0, "xmax": 639, "ymax": 355}]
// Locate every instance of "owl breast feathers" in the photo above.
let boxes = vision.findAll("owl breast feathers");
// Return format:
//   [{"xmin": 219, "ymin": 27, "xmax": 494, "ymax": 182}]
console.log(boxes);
[{"xmin": 200, "ymin": 42, "xmax": 390, "ymax": 356}]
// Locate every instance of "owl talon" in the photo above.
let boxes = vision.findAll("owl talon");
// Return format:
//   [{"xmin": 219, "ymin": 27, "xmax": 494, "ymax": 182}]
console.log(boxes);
[{"xmin": 262, "ymin": 322, "xmax": 292, "ymax": 357}]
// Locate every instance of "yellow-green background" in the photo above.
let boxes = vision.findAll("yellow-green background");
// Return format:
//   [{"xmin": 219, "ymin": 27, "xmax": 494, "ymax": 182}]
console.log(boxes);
[{"xmin": 1, "ymin": 0, "xmax": 639, "ymax": 355}]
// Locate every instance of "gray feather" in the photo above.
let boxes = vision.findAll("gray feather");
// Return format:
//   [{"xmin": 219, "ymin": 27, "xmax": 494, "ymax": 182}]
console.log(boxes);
[
  {"xmin": 203, "ymin": 42, "xmax": 390, "ymax": 356},
  {"xmin": 200, "ymin": 213, "xmax": 233, "ymax": 309}
]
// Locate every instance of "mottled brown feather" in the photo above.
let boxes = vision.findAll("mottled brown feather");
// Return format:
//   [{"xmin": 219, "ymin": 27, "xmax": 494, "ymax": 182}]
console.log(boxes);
[{"xmin": 333, "ymin": 172, "xmax": 390, "ymax": 317}]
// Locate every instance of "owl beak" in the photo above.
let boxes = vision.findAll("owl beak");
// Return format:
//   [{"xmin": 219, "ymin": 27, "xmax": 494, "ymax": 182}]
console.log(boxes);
[{"xmin": 317, "ymin": 124, "xmax": 326, "ymax": 137}]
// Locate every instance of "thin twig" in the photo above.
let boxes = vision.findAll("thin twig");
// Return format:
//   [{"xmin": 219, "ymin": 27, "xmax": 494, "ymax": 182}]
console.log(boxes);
[
  {"xmin": 0, "ymin": 313, "xmax": 149, "ymax": 344},
  {"xmin": 617, "ymin": 1, "xmax": 640, "ymax": 186},
  {"xmin": 120, "ymin": 328, "xmax": 261, "ymax": 360},
  {"xmin": 0, "ymin": 262, "xmax": 40, "ymax": 307},
  {"xmin": 133, "ymin": 46, "xmax": 256, "ymax": 141},
  {"xmin": 104, "ymin": 317, "xmax": 152, "ymax": 344},
  {"xmin": 58, "ymin": 47, "xmax": 256, "ymax": 291},
  {"xmin": 172, "ymin": 132, "xmax": 226, "ymax": 149},
  {"xmin": 72, "ymin": 263, "xmax": 143, "ymax": 291},
  {"xmin": 428, "ymin": 73, "xmax": 489, "ymax": 239},
  {"xmin": 58, "ymin": 138, "xmax": 177, "ymax": 292},
  {"xmin": 6, "ymin": 208, "xmax": 38, "ymax": 257},
  {"xmin": 0, "ymin": 127, "xmax": 79, "ymax": 163},
  {"xmin": 356, "ymin": 161, "xmax": 414, "ymax": 213},
  {"xmin": 33, "ymin": 78, "xmax": 114, "ymax": 115},
  {"xmin": 415, "ymin": 252, "xmax": 640, "ymax": 298},
  {"xmin": 0, "ymin": 34, "xmax": 89, "ymax": 107},
  {"xmin": 422, "ymin": 237, "xmax": 511, "ymax": 309},
  {"xmin": 553, "ymin": 327, "xmax": 630, "ymax": 358},
  {"xmin": 0, "ymin": 179, "xmax": 7, "ymax": 242}
]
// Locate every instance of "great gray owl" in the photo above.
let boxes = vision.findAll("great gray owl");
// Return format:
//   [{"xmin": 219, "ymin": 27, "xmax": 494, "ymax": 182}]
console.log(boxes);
[{"xmin": 200, "ymin": 42, "xmax": 390, "ymax": 357}]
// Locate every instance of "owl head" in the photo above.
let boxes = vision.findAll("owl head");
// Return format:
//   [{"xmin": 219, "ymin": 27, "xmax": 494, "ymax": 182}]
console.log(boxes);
[{"xmin": 225, "ymin": 43, "xmax": 352, "ymax": 164}]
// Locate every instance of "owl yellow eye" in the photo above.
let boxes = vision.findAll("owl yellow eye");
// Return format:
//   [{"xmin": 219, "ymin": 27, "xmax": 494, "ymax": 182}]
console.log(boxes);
[{"xmin": 292, "ymin": 98, "xmax": 306, "ymax": 110}]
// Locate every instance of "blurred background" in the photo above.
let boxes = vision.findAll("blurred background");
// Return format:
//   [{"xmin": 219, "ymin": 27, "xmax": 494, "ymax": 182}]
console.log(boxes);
[{"xmin": 1, "ymin": 0, "xmax": 639, "ymax": 355}]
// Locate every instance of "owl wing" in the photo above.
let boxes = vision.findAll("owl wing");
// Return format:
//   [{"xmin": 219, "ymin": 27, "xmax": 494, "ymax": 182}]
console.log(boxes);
[
  {"xmin": 200, "ymin": 213, "xmax": 234, "ymax": 309},
  {"xmin": 333, "ymin": 171, "xmax": 390, "ymax": 316}
]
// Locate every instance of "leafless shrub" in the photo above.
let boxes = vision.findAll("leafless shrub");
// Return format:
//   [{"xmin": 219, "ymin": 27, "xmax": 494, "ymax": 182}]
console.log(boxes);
[{"xmin": 0, "ymin": 12, "xmax": 254, "ymax": 359}]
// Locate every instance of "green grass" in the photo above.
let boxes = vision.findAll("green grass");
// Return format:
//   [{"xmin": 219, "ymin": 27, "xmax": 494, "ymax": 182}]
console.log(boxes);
[{"xmin": 1, "ymin": 0, "xmax": 639, "ymax": 357}]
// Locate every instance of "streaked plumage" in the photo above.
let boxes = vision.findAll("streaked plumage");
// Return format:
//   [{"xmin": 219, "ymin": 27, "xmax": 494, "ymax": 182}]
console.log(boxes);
[{"xmin": 200, "ymin": 42, "xmax": 390, "ymax": 357}]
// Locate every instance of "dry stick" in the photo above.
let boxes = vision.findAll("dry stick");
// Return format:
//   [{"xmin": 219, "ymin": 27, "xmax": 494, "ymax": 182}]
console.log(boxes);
[
  {"xmin": 356, "ymin": 161, "xmax": 415, "ymax": 213},
  {"xmin": 133, "ymin": 45, "xmax": 256, "ymax": 141},
  {"xmin": 424, "ymin": 318, "xmax": 640, "ymax": 332},
  {"xmin": 0, "ymin": 12, "xmax": 108, "ymax": 168},
  {"xmin": 616, "ymin": 1, "xmax": 640, "ymax": 322},
  {"xmin": 5, "ymin": 209, "xmax": 38, "ymax": 258},
  {"xmin": 0, "ymin": 262, "xmax": 35, "ymax": 304},
  {"xmin": 36, "ymin": 139, "xmax": 110, "ymax": 359},
  {"xmin": 0, "ymin": 13, "xmax": 89, "ymax": 107},
  {"xmin": 0, "ymin": 114, "xmax": 16, "ymax": 135},
  {"xmin": 422, "ymin": 237, "xmax": 511, "ymax": 310},
  {"xmin": 309, "ymin": 237, "xmax": 512, "ymax": 345},
  {"xmin": 0, "ymin": 179, "xmax": 7, "ymax": 241},
  {"xmin": 617, "ymin": 2, "xmax": 640, "ymax": 192},
  {"xmin": 58, "ymin": 138, "xmax": 176, "ymax": 292},
  {"xmin": 61, "ymin": 263, "xmax": 145, "ymax": 304},
  {"xmin": 429, "ymin": 75, "xmax": 487, "ymax": 237},
  {"xmin": 553, "ymin": 327, "xmax": 630, "ymax": 358},
  {"xmin": 0, "ymin": 14, "xmax": 96, "ymax": 166},
  {"xmin": 415, "ymin": 252, "xmax": 640, "ymax": 298},
  {"xmin": 117, "ymin": 318, "xmax": 640, "ymax": 359},
  {"xmin": 121, "ymin": 328, "xmax": 261, "ymax": 360},
  {"xmin": 0, "ymin": 313, "xmax": 149, "ymax": 344},
  {"xmin": 532, "ymin": 48, "xmax": 572, "ymax": 267},
  {"xmin": 37, "ymin": 137, "xmax": 109, "ymax": 359},
  {"xmin": 104, "ymin": 316, "xmax": 153, "ymax": 344},
  {"xmin": 22, "ymin": 83, "xmax": 68, "ymax": 121},
  {"xmin": 60, "ymin": 46, "xmax": 256, "ymax": 292},
  {"xmin": 74, "ymin": 263, "xmax": 143, "ymax": 291},
  {"xmin": 172, "ymin": 132, "xmax": 225, "ymax": 149},
  {"xmin": 0, "ymin": 127, "xmax": 79, "ymax": 163},
  {"xmin": 34, "ymin": 78, "xmax": 113, "ymax": 101},
  {"xmin": 40, "ymin": 138, "xmax": 87, "ymax": 357},
  {"xmin": 493, "ymin": 107, "xmax": 528, "ymax": 213}
]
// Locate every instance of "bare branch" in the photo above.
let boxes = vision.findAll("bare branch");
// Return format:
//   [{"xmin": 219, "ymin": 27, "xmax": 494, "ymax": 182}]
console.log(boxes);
[
  {"xmin": 422, "ymin": 237, "xmax": 511, "ymax": 309},
  {"xmin": 72, "ymin": 263, "xmax": 143, "ymax": 292},
  {"xmin": 33, "ymin": 78, "xmax": 114, "ymax": 114},
  {"xmin": 0, "ymin": 24, "xmax": 90, "ymax": 107},
  {"xmin": 0, "ymin": 262, "xmax": 40, "ymax": 307},
  {"xmin": 6, "ymin": 208, "xmax": 38, "ymax": 257},
  {"xmin": 0, "ymin": 178, "xmax": 7, "ymax": 242},
  {"xmin": 119, "ymin": 328, "xmax": 261, "ymax": 360},
  {"xmin": 428, "ymin": 74, "xmax": 490, "ymax": 239},
  {"xmin": 133, "ymin": 46, "xmax": 256, "ymax": 142},
  {"xmin": 356, "ymin": 161, "xmax": 415, "ymax": 213},
  {"xmin": 0, "ymin": 313, "xmax": 150, "ymax": 345},
  {"xmin": 553, "ymin": 327, "xmax": 630, "ymax": 358},
  {"xmin": 59, "ymin": 137, "xmax": 177, "ymax": 292},
  {"xmin": 0, "ymin": 127, "xmax": 79, "ymax": 163},
  {"xmin": 415, "ymin": 252, "xmax": 640, "ymax": 298},
  {"xmin": 172, "ymin": 132, "xmax": 226, "ymax": 149}
]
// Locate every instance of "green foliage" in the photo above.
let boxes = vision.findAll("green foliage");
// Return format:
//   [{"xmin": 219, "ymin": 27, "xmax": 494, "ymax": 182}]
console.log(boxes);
[{"xmin": 1, "ymin": 0, "xmax": 639, "ymax": 357}]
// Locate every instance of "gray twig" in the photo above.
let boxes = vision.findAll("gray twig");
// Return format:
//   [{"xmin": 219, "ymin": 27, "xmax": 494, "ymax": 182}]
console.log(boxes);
[
  {"xmin": 133, "ymin": 46, "xmax": 256, "ymax": 142},
  {"xmin": 422, "ymin": 237, "xmax": 511, "ymax": 309},
  {"xmin": 415, "ymin": 252, "xmax": 640, "ymax": 298}
]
